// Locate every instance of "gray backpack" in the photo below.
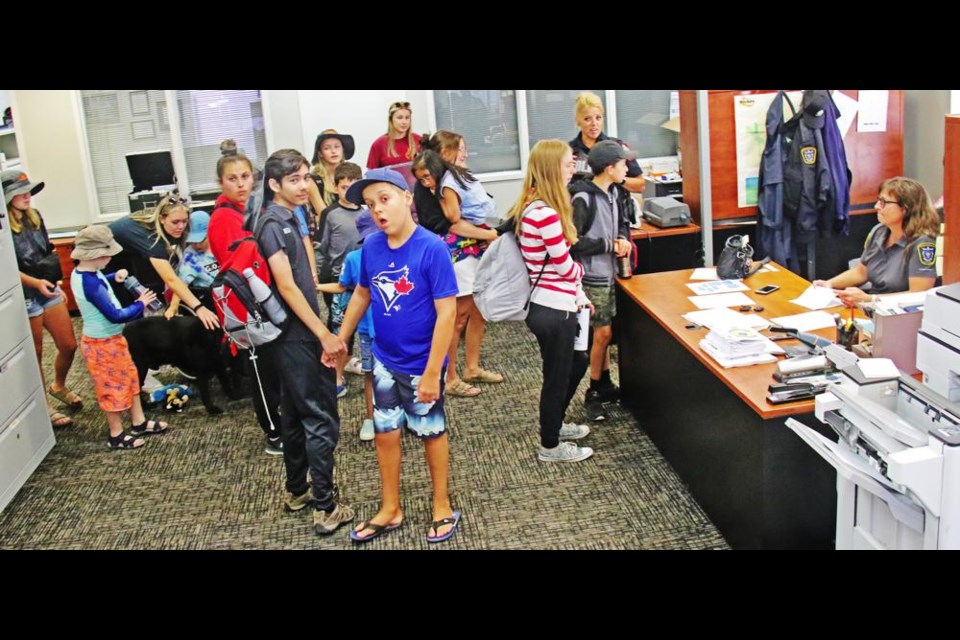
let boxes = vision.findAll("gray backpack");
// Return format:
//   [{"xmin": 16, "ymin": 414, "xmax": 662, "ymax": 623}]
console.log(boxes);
[{"xmin": 474, "ymin": 206, "xmax": 547, "ymax": 322}]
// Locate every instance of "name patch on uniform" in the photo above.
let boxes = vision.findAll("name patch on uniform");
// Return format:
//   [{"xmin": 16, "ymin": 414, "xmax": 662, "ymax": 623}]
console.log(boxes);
[
  {"xmin": 801, "ymin": 147, "xmax": 817, "ymax": 165},
  {"xmin": 917, "ymin": 242, "xmax": 936, "ymax": 267}
]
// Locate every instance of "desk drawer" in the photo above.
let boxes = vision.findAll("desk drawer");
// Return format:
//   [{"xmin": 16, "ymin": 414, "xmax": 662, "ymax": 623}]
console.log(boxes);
[
  {"xmin": 0, "ymin": 288, "xmax": 31, "ymax": 360},
  {"xmin": 0, "ymin": 388, "xmax": 55, "ymax": 512},
  {"xmin": 0, "ymin": 339, "xmax": 42, "ymax": 428}
]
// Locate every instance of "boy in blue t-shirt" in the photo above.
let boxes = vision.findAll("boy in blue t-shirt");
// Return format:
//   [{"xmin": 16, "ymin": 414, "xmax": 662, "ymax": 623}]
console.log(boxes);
[
  {"xmin": 316, "ymin": 210, "xmax": 378, "ymax": 441},
  {"xmin": 333, "ymin": 168, "xmax": 461, "ymax": 544}
]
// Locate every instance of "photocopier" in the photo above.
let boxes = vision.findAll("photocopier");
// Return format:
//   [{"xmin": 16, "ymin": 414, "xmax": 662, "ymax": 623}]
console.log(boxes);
[{"xmin": 787, "ymin": 284, "xmax": 960, "ymax": 549}]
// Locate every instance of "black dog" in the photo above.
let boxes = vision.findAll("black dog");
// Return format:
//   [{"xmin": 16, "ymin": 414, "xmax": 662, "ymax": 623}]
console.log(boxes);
[{"xmin": 123, "ymin": 315, "xmax": 240, "ymax": 415}]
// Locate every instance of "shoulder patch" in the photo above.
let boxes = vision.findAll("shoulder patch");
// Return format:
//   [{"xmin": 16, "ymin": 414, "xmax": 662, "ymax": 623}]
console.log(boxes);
[
  {"xmin": 917, "ymin": 242, "xmax": 936, "ymax": 267},
  {"xmin": 801, "ymin": 146, "xmax": 817, "ymax": 165}
]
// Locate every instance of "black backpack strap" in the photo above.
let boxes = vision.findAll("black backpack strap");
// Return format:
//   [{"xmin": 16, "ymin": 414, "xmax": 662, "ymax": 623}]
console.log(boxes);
[{"xmin": 520, "ymin": 203, "xmax": 551, "ymax": 311}]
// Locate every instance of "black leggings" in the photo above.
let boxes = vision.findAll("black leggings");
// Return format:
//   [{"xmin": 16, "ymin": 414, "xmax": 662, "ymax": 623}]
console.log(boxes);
[{"xmin": 525, "ymin": 302, "xmax": 589, "ymax": 448}]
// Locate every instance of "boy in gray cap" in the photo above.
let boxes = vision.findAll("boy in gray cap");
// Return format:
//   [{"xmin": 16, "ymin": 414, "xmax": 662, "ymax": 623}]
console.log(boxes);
[{"xmin": 569, "ymin": 139, "xmax": 635, "ymax": 422}]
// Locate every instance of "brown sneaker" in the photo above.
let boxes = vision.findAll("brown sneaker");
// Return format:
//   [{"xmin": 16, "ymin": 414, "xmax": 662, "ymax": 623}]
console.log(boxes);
[
  {"xmin": 313, "ymin": 502, "xmax": 356, "ymax": 536},
  {"xmin": 283, "ymin": 490, "xmax": 314, "ymax": 513}
]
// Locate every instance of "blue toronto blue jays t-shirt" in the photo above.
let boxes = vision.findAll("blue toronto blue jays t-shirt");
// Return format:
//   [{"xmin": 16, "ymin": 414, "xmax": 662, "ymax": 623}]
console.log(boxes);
[{"xmin": 359, "ymin": 225, "xmax": 458, "ymax": 375}]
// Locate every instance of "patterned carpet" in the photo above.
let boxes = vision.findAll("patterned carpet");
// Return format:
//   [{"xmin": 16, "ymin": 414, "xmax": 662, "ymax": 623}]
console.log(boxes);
[{"xmin": 0, "ymin": 314, "xmax": 729, "ymax": 550}]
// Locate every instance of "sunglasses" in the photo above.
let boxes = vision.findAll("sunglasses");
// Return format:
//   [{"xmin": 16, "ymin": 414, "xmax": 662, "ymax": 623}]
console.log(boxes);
[{"xmin": 390, "ymin": 101, "xmax": 411, "ymax": 110}]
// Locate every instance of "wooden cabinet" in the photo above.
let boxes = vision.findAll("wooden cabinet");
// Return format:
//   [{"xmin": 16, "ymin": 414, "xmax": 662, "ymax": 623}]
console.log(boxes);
[
  {"xmin": 0, "ymin": 210, "xmax": 56, "ymax": 513},
  {"xmin": 944, "ymin": 115, "xmax": 960, "ymax": 285}
]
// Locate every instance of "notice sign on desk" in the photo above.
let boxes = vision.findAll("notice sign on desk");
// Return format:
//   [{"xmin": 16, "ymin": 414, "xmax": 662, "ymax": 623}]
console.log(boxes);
[{"xmin": 686, "ymin": 279, "xmax": 750, "ymax": 296}]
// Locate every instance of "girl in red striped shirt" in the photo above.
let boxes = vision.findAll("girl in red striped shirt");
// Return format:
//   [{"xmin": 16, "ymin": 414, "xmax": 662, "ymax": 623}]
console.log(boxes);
[{"xmin": 506, "ymin": 140, "xmax": 595, "ymax": 463}]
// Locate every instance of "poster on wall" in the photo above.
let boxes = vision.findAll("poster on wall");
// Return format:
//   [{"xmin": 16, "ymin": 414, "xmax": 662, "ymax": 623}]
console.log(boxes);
[{"xmin": 732, "ymin": 91, "xmax": 801, "ymax": 208}]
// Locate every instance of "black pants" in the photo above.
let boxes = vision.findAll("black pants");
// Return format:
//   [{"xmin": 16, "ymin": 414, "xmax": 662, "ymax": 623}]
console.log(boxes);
[
  {"xmin": 261, "ymin": 340, "xmax": 341, "ymax": 510},
  {"xmin": 525, "ymin": 303, "xmax": 590, "ymax": 448},
  {"xmin": 247, "ymin": 347, "xmax": 281, "ymax": 439}
]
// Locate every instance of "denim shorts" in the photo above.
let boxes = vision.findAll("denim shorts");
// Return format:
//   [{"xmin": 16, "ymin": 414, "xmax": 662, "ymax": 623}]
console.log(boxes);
[
  {"xmin": 372, "ymin": 356, "xmax": 447, "ymax": 438},
  {"xmin": 359, "ymin": 333, "xmax": 374, "ymax": 373},
  {"xmin": 25, "ymin": 287, "xmax": 66, "ymax": 318}
]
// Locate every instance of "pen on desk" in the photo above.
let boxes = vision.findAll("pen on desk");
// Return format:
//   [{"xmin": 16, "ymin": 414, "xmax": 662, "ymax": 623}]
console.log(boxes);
[
  {"xmin": 846, "ymin": 304, "xmax": 854, "ymax": 331},
  {"xmin": 833, "ymin": 313, "xmax": 842, "ymax": 329}
]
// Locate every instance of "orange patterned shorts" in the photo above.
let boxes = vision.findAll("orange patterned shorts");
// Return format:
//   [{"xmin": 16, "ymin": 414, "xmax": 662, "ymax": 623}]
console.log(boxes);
[{"xmin": 80, "ymin": 335, "xmax": 140, "ymax": 413}]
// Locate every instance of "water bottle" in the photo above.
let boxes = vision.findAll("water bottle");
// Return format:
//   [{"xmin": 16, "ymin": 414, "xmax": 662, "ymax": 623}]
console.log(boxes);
[
  {"xmin": 122, "ymin": 274, "xmax": 164, "ymax": 315},
  {"xmin": 243, "ymin": 268, "xmax": 287, "ymax": 325}
]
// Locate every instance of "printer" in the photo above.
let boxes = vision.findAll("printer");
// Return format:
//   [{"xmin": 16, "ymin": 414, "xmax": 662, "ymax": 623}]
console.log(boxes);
[
  {"xmin": 642, "ymin": 196, "xmax": 690, "ymax": 228},
  {"xmin": 126, "ymin": 150, "xmax": 177, "ymax": 213},
  {"xmin": 786, "ymin": 309, "xmax": 960, "ymax": 550},
  {"xmin": 916, "ymin": 283, "xmax": 960, "ymax": 402}
]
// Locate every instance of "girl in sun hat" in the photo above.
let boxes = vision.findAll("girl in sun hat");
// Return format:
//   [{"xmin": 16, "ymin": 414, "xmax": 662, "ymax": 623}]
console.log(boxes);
[{"xmin": 3, "ymin": 169, "xmax": 82, "ymax": 427}]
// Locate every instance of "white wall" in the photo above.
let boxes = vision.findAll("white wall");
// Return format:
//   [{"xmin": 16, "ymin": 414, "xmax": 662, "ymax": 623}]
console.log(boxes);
[
  {"xmin": 951, "ymin": 90, "xmax": 960, "ymax": 114},
  {"xmin": 904, "ymin": 90, "xmax": 949, "ymax": 199},
  {"xmin": 0, "ymin": 89, "xmax": 10, "ymax": 112},
  {"xmin": 11, "ymin": 90, "xmax": 95, "ymax": 230}
]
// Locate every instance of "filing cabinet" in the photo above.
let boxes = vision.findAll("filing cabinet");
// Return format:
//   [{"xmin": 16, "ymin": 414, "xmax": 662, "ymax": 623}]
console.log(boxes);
[{"xmin": 0, "ymin": 213, "xmax": 55, "ymax": 513}]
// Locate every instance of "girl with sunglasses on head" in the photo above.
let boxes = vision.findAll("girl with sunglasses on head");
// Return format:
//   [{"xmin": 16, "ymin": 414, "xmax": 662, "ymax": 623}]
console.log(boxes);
[
  {"xmin": 109, "ymin": 194, "xmax": 220, "ymax": 330},
  {"xmin": 366, "ymin": 101, "xmax": 421, "ymax": 170},
  {"xmin": 412, "ymin": 132, "xmax": 501, "ymax": 398},
  {"xmin": 812, "ymin": 177, "xmax": 940, "ymax": 307},
  {"xmin": 3, "ymin": 169, "xmax": 82, "ymax": 427}
]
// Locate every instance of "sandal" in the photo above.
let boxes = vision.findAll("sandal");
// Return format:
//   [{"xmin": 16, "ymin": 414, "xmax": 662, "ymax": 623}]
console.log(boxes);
[
  {"xmin": 48, "ymin": 385, "xmax": 83, "ymax": 411},
  {"xmin": 349, "ymin": 519, "xmax": 403, "ymax": 543},
  {"xmin": 462, "ymin": 368, "xmax": 504, "ymax": 384},
  {"xmin": 130, "ymin": 417, "xmax": 170, "ymax": 436},
  {"xmin": 107, "ymin": 432, "xmax": 145, "ymax": 450},
  {"xmin": 49, "ymin": 411, "xmax": 74, "ymax": 428},
  {"xmin": 445, "ymin": 379, "xmax": 481, "ymax": 398},
  {"xmin": 426, "ymin": 510, "xmax": 462, "ymax": 543}
]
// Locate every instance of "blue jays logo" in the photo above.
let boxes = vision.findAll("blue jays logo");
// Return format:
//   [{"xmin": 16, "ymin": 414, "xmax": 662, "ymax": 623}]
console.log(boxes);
[
  {"xmin": 801, "ymin": 146, "xmax": 817, "ymax": 165},
  {"xmin": 917, "ymin": 242, "xmax": 936, "ymax": 267},
  {"xmin": 372, "ymin": 266, "xmax": 415, "ymax": 312}
]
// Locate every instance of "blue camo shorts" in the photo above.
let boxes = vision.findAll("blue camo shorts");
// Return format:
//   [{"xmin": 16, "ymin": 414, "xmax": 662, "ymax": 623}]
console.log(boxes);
[{"xmin": 372, "ymin": 356, "xmax": 447, "ymax": 438}]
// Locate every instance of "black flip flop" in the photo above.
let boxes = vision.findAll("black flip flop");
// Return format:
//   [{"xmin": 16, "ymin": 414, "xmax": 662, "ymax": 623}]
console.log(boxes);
[{"xmin": 349, "ymin": 520, "xmax": 402, "ymax": 543}]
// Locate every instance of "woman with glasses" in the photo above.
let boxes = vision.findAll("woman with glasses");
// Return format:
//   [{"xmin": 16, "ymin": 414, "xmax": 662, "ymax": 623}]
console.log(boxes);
[
  {"xmin": 366, "ymin": 101, "xmax": 421, "ymax": 170},
  {"xmin": 109, "ymin": 194, "xmax": 220, "ymax": 330},
  {"xmin": 812, "ymin": 177, "xmax": 940, "ymax": 306}
]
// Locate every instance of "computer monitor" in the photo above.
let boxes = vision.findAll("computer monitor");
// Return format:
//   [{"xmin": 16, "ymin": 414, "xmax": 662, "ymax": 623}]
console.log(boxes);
[{"xmin": 126, "ymin": 150, "xmax": 175, "ymax": 193}]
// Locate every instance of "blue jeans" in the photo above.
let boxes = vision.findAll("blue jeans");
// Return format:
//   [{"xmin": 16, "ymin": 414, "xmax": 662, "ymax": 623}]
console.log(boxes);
[{"xmin": 262, "ymin": 340, "xmax": 341, "ymax": 509}]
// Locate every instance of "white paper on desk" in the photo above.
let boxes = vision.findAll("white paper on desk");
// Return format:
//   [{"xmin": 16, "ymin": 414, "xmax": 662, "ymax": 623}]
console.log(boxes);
[
  {"xmin": 700, "ymin": 339, "xmax": 777, "ymax": 368},
  {"xmin": 759, "ymin": 263, "xmax": 779, "ymax": 272},
  {"xmin": 688, "ymin": 292, "xmax": 755, "ymax": 310},
  {"xmin": 857, "ymin": 358, "xmax": 900, "ymax": 379},
  {"xmin": 769, "ymin": 310, "xmax": 836, "ymax": 332},
  {"xmin": 858, "ymin": 90, "xmax": 888, "ymax": 132},
  {"xmin": 689, "ymin": 267, "xmax": 718, "ymax": 280},
  {"xmin": 790, "ymin": 285, "xmax": 842, "ymax": 310},
  {"xmin": 682, "ymin": 307, "xmax": 770, "ymax": 330},
  {"xmin": 686, "ymin": 279, "xmax": 749, "ymax": 295}
]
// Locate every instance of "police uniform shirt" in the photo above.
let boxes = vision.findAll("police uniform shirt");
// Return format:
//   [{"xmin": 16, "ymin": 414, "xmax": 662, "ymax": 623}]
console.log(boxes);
[{"xmin": 859, "ymin": 223, "xmax": 937, "ymax": 294}]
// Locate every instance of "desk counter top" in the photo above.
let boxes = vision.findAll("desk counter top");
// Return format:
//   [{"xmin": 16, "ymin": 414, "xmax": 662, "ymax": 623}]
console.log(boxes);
[
  {"xmin": 630, "ymin": 220, "xmax": 701, "ymax": 240},
  {"xmin": 617, "ymin": 264, "xmax": 857, "ymax": 420}
]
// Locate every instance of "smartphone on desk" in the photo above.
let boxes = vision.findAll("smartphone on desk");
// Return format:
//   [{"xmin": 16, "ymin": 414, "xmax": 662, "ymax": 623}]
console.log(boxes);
[{"xmin": 755, "ymin": 284, "xmax": 780, "ymax": 295}]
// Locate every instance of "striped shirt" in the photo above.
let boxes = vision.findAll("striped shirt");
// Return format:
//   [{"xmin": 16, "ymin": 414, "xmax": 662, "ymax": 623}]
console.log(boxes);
[{"xmin": 519, "ymin": 201, "xmax": 586, "ymax": 312}]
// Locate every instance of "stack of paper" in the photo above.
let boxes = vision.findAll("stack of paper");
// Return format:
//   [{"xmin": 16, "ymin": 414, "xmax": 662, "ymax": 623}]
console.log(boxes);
[{"xmin": 700, "ymin": 325, "xmax": 780, "ymax": 367}]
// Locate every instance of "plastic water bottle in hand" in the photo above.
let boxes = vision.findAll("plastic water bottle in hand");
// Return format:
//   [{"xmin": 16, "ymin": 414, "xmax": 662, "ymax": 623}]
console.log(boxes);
[
  {"xmin": 243, "ymin": 268, "xmax": 287, "ymax": 325},
  {"xmin": 121, "ymin": 274, "xmax": 164, "ymax": 316}
]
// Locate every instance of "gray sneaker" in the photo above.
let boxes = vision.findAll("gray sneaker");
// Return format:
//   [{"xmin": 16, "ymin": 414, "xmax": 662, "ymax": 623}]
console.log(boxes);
[
  {"xmin": 314, "ymin": 502, "xmax": 356, "ymax": 536},
  {"xmin": 283, "ymin": 490, "xmax": 314, "ymax": 512},
  {"xmin": 264, "ymin": 437, "xmax": 283, "ymax": 456},
  {"xmin": 559, "ymin": 422, "xmax": 590, "ymax": 440},
  {"xmin": 538, "ymin": 441, "xmax": 594, "ymax": 463}
]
